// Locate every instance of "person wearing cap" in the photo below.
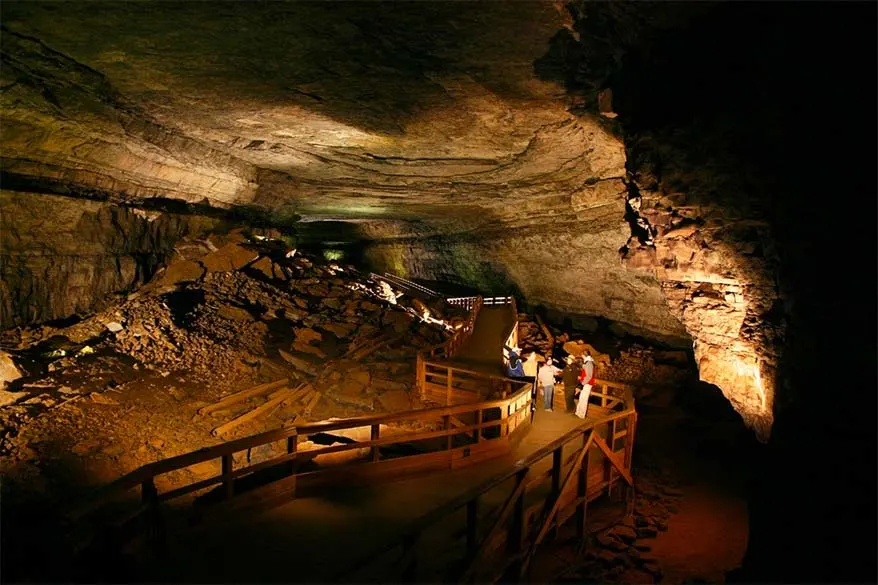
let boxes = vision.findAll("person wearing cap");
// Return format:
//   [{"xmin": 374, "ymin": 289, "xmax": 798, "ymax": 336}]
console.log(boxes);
[
  {"xmin": 537, "ymin": 358, "xmax": 562, "ymax": 411},
  {"xmin": 575, "ymin": 352, "xmax": 596, "ymax": 419},
  {"xmin": 561, "ymin": 355, "xmax": 581, "ymax": 413},
  {"xmin": 505, "ymin": 345, "xmax": 525, "ymax": 378}
]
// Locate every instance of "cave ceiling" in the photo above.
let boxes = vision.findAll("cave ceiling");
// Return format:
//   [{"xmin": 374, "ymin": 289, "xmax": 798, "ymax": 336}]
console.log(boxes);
[{"xmin": 2, "ymin": 1, "xmax": 622, "ymax": 225}]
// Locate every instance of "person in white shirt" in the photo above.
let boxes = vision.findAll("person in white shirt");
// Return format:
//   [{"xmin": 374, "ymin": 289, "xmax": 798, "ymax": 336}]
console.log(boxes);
[
  {"xmin": 575, "ymin": 353, "xmax": 596, "ymax": 419},
  {"xmin": 537, "ymin": 359, "xmax": 562, "ymax": 411}
]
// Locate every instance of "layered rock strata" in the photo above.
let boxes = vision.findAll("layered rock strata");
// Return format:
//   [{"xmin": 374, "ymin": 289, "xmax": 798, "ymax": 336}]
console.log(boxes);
[
  {"xmin": 0, "ymin": 2, "xmax": 793, "ymax": 440},
  {"xmin": 0, "ymin": 190, "xmax": 225, "ymax": 327}
]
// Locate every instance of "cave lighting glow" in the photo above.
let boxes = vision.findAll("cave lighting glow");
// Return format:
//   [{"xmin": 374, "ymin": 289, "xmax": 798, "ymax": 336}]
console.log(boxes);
[
  {"xmin": 322, "ymin": 249, "xmax": 344, "ymax": 261},
  {"xmin": 735, "ymin": 357, "xmax": 767, "ymax": 412}
]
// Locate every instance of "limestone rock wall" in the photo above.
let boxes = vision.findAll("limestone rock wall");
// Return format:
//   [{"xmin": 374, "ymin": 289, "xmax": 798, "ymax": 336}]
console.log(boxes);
[
  {"xmin": 0, "ymin": 2, "xmax": 784, "ymax": 440},
  {"xmin": 0, "ymin": 191, "xmax": 223, "ymax": 326},
  {"xmin": 620, "ymin": 178, "xmax": 783, "ymax": 438},
  {"xmin": 362, "ymin": 189, "xmax": 690, "ymax": 345},
  {"xmin": 0, "ymin": 30, "xmax": 258, "ymax": 207}
]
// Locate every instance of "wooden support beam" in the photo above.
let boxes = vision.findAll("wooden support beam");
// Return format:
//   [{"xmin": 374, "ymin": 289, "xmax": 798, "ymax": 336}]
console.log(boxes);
[
  {"xmin": 607, "ymin": 418, "xmax": 616, "ymax": 497},
  {"xmin": 446, "ymin": 367, "xmax": 453, "ymax": 406},
  {"xmin": 576, "ymin": 431, "xmax": 591, "ymax": 539},
  {"xmin": 549, "ymin": 446, "xmax": 562, "ymax": 541},
  {"xmin": 212, "ymin": 389, "xmax": 295, "ymax": 437},
  {"xmin": 466, "ymin": 497, "xmax": 479, "ymax": 558},
  {"xmin": 198, "ymin": 378, "xmax": 289, "ymax": 415},
  {"xmin": 371, "ymin": 424, "xmax": 380, "ymax": 462},
  {"xmin": 461, "ymin": 468, "xmax": 529, "ymax": 583},
  {"xmin": 280, "ymin": 384, "xmax": 312, "ymax": 405},
  {"xmin": 400, "ymin": 533, "xmax": 420, "ymax": 583},
  {"xmin": 444, "ymin": 415, "xmax": 452, "ymax": 451},
  {"xmin": 525, "ymin": 432, "xmax": 596, "ymax": 572},
  {"xmin": 592, "ymin": 434, "xmax": 634, "ymax": 486},
  {"xmin": 303, "ymin": 391, "xmax": 322, "ymax": 417},
  {"xmin": 221, "ymin": 454, "xmax": 234, "ymax": 499}
]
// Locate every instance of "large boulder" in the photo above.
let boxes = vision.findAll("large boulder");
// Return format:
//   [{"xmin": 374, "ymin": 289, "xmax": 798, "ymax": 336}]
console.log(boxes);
[
  {"xmin": 0, "ymin": 351, "xmax": 23, "ymax": 390},
  {"xmin": 201, "ymin": 243, "xmax": 259, "ymax": 273},
  {"xmin": 562, "ymin": 340, "xmax": 611, "ymax": 366}
]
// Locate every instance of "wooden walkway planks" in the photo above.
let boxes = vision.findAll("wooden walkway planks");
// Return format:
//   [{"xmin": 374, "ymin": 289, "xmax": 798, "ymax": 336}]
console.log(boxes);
[
  {"xmin": 140, "ymin": 406, "xmax": 621, "ymax": 584},
  {"xmin": 444, "ymin": 306, "xmax": 516, "ymax": 376}
]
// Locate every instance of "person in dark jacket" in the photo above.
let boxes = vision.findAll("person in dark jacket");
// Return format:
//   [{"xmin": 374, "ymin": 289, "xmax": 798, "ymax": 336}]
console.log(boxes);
[
  {"xmin": 561, "ymin": 355, "xmax": 580, "ymax": 413},
  {"xmin": 505, "ymin": 346, "xmax": 525, "ymax": 378}
]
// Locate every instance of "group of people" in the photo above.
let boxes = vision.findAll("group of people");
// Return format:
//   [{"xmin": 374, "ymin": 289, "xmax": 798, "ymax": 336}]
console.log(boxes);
[{"xmin": 505, "ymin": 346, "xmax": 595, "ymax": 419}]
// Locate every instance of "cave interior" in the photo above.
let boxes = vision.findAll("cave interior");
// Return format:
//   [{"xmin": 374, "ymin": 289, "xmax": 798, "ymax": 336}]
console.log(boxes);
[{"xmin": 0, "ymin": 1, "xmax": 875, "ymax": 584}]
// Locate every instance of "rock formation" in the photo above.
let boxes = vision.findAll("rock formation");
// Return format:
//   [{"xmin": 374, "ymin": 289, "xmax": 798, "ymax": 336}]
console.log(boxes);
[
  {"xmin": 0, "ymin": 0, "xmax": 846, "ymax": 443},
  {"xmin": 0, "ymin": 4, "xmax": 875, "ymax": 580}
]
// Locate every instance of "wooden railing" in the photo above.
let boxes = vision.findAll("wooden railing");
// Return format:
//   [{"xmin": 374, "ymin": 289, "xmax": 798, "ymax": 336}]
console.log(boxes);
[
  {"xmin": 446, "ymin": 295, "xmax": 479, "ymax": 310},
  {"xmin": 68, "ymin": 373, "xmax": 535, "ymax": 560},
  {"xmin": 370, "ymin": 272, "xmax": 441, "ymax": 298},
  {"xmin": 340, "ymin": 382, "xmax": 637, "ymax": 584},
  {"xmin": 416, "ymin": 296, "xmax": 483, "ymax": 399},
  {"xmin": 421, "ymin": 362, "xmax": 521, "ymax": 406},
  {"xmin": 418, "ymin": 294, "xmax": 519, "ymax": 403}
]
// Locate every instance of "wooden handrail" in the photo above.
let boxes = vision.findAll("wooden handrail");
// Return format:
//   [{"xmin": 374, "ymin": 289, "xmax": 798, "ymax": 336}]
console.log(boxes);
[
  {"xmin": 370, "ymin": 272, "xmax": 441, "ymax": 298},
  {"xmin": 337, "ymin": 393, "xmax": 637, "ymax": 582},
  {"xmin": 73, "ymin": 377, "xmax": 532, "ymax": 521}
]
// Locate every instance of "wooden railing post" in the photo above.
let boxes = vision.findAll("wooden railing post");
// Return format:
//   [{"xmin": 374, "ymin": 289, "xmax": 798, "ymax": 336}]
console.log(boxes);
[
  {"xmin": 576, "ymin": 431, "xmax": 591, "ymax": 539},
  {"xmin": 624, "ymin": 412, "xmax": 637, "ymax": 470},
  {"xmin": 141, "ymin": 477, "xmax": 161, "ymax": 548},
  {"xmin": 551, "ymin": 447, "xmax": 562, "ymax": 495},
  {"xmin": 444, "ymin": 415, "xmax": 452, "ymax": 451},
  {"xmin": 446, "ymin": 367, "xmax": 453, "ymax": 406},
  {"xmin": 474, "ymin": 409, "xmax": 482, "ymax": 443},
  {"xmin": 286, "ymin": 432, "xmax": 299, "ymax": 496},
  {"xmin": 222, "ymin": 454, "xmax": 234, "ymax": 500},
  {"xmin": 507, "ymin": 468, "xmax": 528, "ymax": 579},
  {"xmin": 607, "ymin": 419, "xmax": 616, "ymax": 498},
  {"xmin": 624, "ymin": 411, "xmax": 637, "ymax": 512},
  {"xmin": 416, "ymin": 353, "xmax": 424, "ymax": 400},
  {"xmin": 549, "ymin": 446, "xmax": 563, "ymax": 541},
  {"xmin": 371, "ymin": 424, "xmax": 381, "ymax": 462},
  {"xmin": 466, "ymin": 497, "xmax": 479, "ymax": 558}
]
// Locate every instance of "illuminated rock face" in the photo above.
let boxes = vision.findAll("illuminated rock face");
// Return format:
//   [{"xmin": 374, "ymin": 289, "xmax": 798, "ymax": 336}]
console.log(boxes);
[
  {"xmin": 0, "ymin": 191, "xmax": 224, "ymax": 326},
  {"xmin": 618, "ymin": 182, "xmax": 783, "ymax": 438},
  {"xmin": 0, "ymin": 32, "xmax": 258, "ymax": 207},
  {"xmin": 0, "ymin": 2, "xmax": 783, "ymax": 436}
]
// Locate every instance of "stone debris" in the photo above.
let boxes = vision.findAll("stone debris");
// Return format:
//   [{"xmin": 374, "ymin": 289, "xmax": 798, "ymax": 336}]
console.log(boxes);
[
  {"xmin": 0, "ymin": 390, "xmax": 28, "ymax": 407},
  {"xmin": 0, "ymin": 232, "xmax": 457, "ymax": 506},
  {"xmin": 556, "ymin": 469, "xmax": 685, "ymax": 584},
  {"xmin": 0, "ymin": 351, "xmax": 23, "ymax": 390}
]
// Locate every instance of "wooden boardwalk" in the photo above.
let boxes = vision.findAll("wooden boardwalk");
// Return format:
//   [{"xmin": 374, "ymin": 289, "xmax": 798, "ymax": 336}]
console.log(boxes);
[
  {"xmin": 74, "ymin": 289, "xmax": 635, "ymax": 584},
  {"xmin": 136, "ymin": 407, "xmax": 616, "ymax": 583},
  {"xmin": 446, "ymin": 306, "xmax": 516, "ymax": 377}
]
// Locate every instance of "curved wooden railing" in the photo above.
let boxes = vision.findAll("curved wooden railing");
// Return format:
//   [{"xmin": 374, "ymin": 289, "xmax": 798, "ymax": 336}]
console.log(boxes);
[
  {"xmin": 339, "ymin": 379, "xmax": 637, "ymax": 584},
  {"xmin": 370, "ymin": 272, "xmax": 442, "ymax": 298},
  {"xmin": 67, "ymin": 372, "xmax": 535, "ymax": 560},
  {"xmin": 416, "ymin": 296, "xmax": 484, "ymax": 400}
]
